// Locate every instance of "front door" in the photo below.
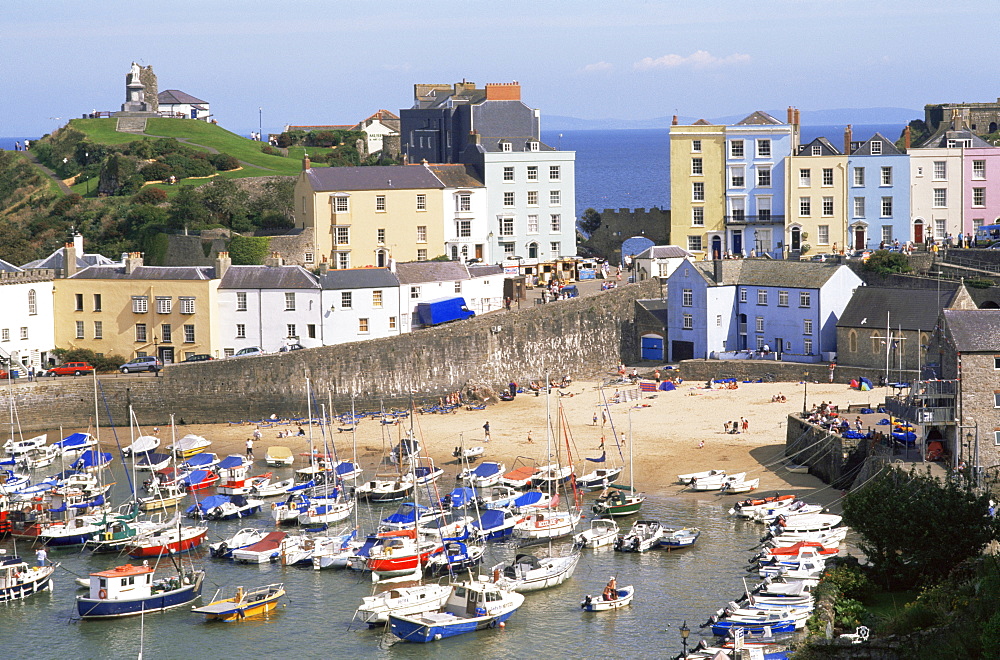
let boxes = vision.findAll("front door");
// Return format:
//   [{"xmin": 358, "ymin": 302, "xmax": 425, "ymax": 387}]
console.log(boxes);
[
  {"xmin": 855, "ymin": 227, "xmax": 866, "ymax": 250},
  {"xmin": 159, "ymin": 347, "xmax": 174, "ymax": 364},
  {"xmin": 914, "ymin": 221, "xmax": 924, "ymax": 244},
  {"xmin": 711, "ymin": 236, "xmax": 722, "ymax": 260},
  {"xmin": 475, "ymin": 244, "xmax": 483, "ymax": 260},
  {"xmin": 774, "ymin": 338, "xmax": 783, "ymax": 359},
  {"xmin": 732, "ymin": 230, "xmax": 743, "ymax": 256},
  {"xmin": 790, "ymin": 227, "xmax": 801, "ymax": 251}
]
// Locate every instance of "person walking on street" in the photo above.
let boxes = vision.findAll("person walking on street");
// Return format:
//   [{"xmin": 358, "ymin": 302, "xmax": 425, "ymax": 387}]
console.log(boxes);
[{"xmin": 483, "ymin": 421, "xmax": 491, "ymax": 442}]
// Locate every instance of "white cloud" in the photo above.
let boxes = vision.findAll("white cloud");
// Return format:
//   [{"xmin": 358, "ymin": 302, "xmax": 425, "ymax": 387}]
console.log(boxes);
[
  {"xmin": 579, "ymin": 61, "xmax": 614, "ymax": 73},
  {"xmin": 633, "ymin": 50, "xmax": 751, "ymax": 71}
]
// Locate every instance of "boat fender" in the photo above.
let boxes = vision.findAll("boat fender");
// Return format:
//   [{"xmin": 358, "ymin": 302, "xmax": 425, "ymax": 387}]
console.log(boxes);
[
  {"xmin": 98, "ymin": 588, "xmax": 108, "ymax": 599},
  {"xmin": 498, "ymin": 621, "xmax": 505, "ymax": 629},
  {"xmin": 433, "ymin": 634, "xmax": 442, "ymax": 641}
]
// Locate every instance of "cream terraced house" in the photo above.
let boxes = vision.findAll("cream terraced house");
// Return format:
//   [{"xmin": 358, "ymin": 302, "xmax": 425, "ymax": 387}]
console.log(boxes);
[
  {"xmin": 787, "ymin": 136, "xmax": 848, "ymax": 256},
  {"xmin": 668, "ymin": 120, "xmax": 726, "ymax": 258},
  {"xmin": 293, "ymin": 162, "xmax": 449, "ymax": 268},
  {"xmin": 53, "ymin": 253, "xmax": 224, "ymax": 363}
]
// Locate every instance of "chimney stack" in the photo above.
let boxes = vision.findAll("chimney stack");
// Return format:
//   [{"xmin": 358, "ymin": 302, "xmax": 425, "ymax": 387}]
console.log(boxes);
[
  {"xmin": 713, "ymin": 258, "xmax": 723, "ymax": 284},
  {"xmin": 303, "ymin": 155, "xmax": 311, "ymax": 171},
  {"xmin": 904, "ymin": 125, "xmax": 912, "ymax": 150},
  {"xmin": 73, "ymin": 232, "xmax": 84, "ymax": 254},
  {"xmin": 484, "ymin": 82, "xmax": 521, "ymax": 101},
  {"xmin": 264, "ymin": 251, "xmax": 284, "ymax": 268},
  {"xmin": 672, "ymin": 115, "xmax": 678, "ymax": 126},
  {"xmin": 844, "ymin": 124, "xmax": 853, "ymax": 155},
  {"xmin": 214, "ymin": 251, "xmax": 231, "ymax": 279},
  {"xmin": 64, "ymin": 242, "xmax": 78, "ymax": 278},
  {"xmin": 317, "ymin": 256, "xmax": 329, "ymax": 275},
  {"xmin": 787, "ymin": 106, "xmax": 794, "ymax": 124},
  {"xmin": 124, "ymin": 252, "xmax": 144, "ymax": 275},
  {"xmin": 794, "ymin": 108, "xmax": 800, "ymax": 126}
]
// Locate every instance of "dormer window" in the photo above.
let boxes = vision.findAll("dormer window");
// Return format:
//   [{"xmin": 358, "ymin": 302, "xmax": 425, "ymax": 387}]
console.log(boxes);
[
  {"xmin": 870, "ymin": 141, "xmax": 882, "ymax": 155},
  {"xmin": 811, "ymin": 145, "xmax": 821, "ymax": 156},
  {"xmin": 500, "ymin": 141, "xmax": 512, "ymax": 153},
  {"xmin": 528, "ymin": 141, "xmax": 539, "ymax": 152}
]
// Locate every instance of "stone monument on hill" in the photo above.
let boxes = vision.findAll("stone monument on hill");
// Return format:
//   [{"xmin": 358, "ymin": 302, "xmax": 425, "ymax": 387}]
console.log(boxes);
[{"xmin": 122, "ymin": 61, "xmax": 150, "ymax": 112}]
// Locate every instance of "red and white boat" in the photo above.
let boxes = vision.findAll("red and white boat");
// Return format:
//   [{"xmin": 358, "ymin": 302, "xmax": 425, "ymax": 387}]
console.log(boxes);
[
  {"xmin": 218, "ymin": 471, "xmax": 272, "ymax": 496},
  {"xmin": 759, "ymin": 540, "xmax": 841, "ymax": 558},
  {"xmin": 232, "ymin": 531, "xmax": 287, "ymax": 564},
  {"xmin": 127, "ymin": 524, "xmax": 207, "ymax": 558},
  {"xmin": 364, "ymin": 529, "xmax": 440, "ymax": 577}
]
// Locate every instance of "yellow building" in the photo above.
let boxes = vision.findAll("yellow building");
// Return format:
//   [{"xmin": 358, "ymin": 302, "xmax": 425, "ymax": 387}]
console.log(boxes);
[
  {"xmin": 787, "ymin": 137, "xmax": 848, "ymax": 256},
  {"xmin": 293, "ymin": 160, "xmax": 447, "ymax": 268},
  {"xmin": 669, "ymin": 120, "xmax": 726, "ymax": 258},
  {"xmin": 53, "ymin": 252, "xmax": 226, "ymax": 362}
]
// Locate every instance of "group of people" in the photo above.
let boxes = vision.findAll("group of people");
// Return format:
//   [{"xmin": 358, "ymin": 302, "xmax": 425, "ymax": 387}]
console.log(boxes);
[
  {"xmin": 723, "ymin": 417, "xmax": 749, "ymax": 434},
  {"xmin": 770, "ymin": 393, "xmax": 787, "ymax": 403},
  {"xmin": 10, "ymin": 140, "xmax": 29, "ymax": 151}
]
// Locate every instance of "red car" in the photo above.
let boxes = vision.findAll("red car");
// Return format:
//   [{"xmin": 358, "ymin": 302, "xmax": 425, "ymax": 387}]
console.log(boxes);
[{"xmin": 46, "ymin": 362, "xmax": 95, "ymax": 377}]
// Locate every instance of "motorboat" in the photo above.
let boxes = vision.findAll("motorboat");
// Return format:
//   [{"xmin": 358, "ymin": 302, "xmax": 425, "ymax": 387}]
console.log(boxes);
[
  {"xmin": 70, "ymin": 450, "xmax": 113, "ymax": 474},
  {"xmin": 677, "ymin": 469, "xmax": 725, "ymax": 485},
  {"xmin": 134, "ymin": 452, "xmax": 171, "ymax": 472},
  {"xmin": 355, "ymin": 474, "xmax": 415, "ymax": 502},
  {"xmin": 424, "ymin": 537, "xmax": 486, "ymax": 576},
  {"xmin": 0, "ymin": 551, "xmax": 55, "ymax": 602},
  {"xmin": 355, "ymin": 583, "xmax": 453, "ymax": 626},
  {"xmin": 186, "ymin": 494, "xmax": 263, "ymax": 521},
  {"xmin": 576, "ymin": 466, "xmax": 623, "ymax": 491},
  {"xmin": 126, "ymin": 524, "xmax": 207, "ymax": 558},
  {"xmin": 332, "ymin": 460, "xmax": 363, "ymax": 481},
  {"xmin": 493, "ymin": 551, "xmax": 581, "ymax": 592},
  {"xmin": 459, "ymin": 461, "xmax": 505, "ymax": 488},
  {"xmin": 138, "ymin": 483, "xmax": 187, "ymax": 512},
  {"xmin": 452, "ymin": 445, "xmax": 485, "ymax": 461},
  {"xmin": 413, "ymin": 461, "xmax": 444, "ymax": 486},
  {"xmin": 177, "ymin": 469, "xmax": 219, "ymax": 492},
  {"xmin": 265, "ymin": 445, "xmax": 294, "ymax": 467},
  {"xmin": 180, "ymin": 452, "xmax": 220, "ymax": 471},
  {"xmin": 573, "ymin": 518, "xmax": 620, "ymax": 549},
  {"xmin": 379, "ymin": 502, "xmax": 446, "ymax": 532},
  {"xmin": 296, "ymin": 492, "xmax": 355, "ymax": 526},
  {"xmin": 76, "ymin": 562, "xmax": 204, "ymax": 619},
  {"xmin": 659, "ymin": 527, "xmax": 701, "ymax": 549},
  {"xmin": 470, "ymin": 509, "xmax": 518, "ymax": 542},
  {"xmin": 52, "ymin": 432, "xmax": 96, "ymax": 456},
  {"xmin": 192, "ymin": 583, "xmax": 285, "ymax": 621},
  {"xmin": 721, "ymin": 477, "xmax": 759, "ymax": 494},
  {"xmin": 530, "ymin": 463, "xmax": 573, "ymax": 489},
  {"xmin": 210, "ymin": 528, "xmax": 271, "ymax": 558},
  {"xmin": 16, "ymin": 445, "xmax": 60, "ymax": 471},
  {"xmin": 729, "ymin": 494, "xmax": 796, "ymax": 518},
  {"xmin": 500, "ymin": 464, "xmax": 536, "ymax": 489},
  {"xmin": 3, "ymin": 434, "xmax": 47, "ymax": 458},
  {"xmin": 365, "ymin": 530, "xmax": 440, "ymax": 578},
  {"xmin": 581, "ymin": 584, "xmax": 634, "ymax": 611},
  {"xmin": 513, "ymin": 508, "xmax": 581, "ymax": 541},
  {"xmin": 689, "ymin": 472, "xmax": 746, "ymax": 492},
  {"xmin": 477, "ymin": 485, "xmax": 520, "ymax": 510},
  {"xmin": 389, "ymin": 437, "xmax": 420, "ymax": 465},
  {"xmin": 591, "ymin": 485, "xmax": 645, "ymax": 518},
  {"xmin": 281, "ymin": 527, "xmax": 356, "ymax": 566},
  {"xmin": 387, "ymin": 580, "xmax": 524, "ymax": 643},
  {"xmin": 614, "ymin": 520, "xmax": 664, "ymax": 553},
  {"xmin": 122, "ymin": 435, "xmax": 160, "ymax": 457},
  {"xmin": 249, "ymin": 476, "xmax": 295, "ymax": 499},
  {"xmin": 232, "ymin": 531, "xmax": 287, "ymax": 564},
  {"xmin": 440, "ymin": 487, "xmax": 477, "ymax": 509},
  {"xmin": 167, "ymin": 434, "xmax": 211, "ymax": 459},
  {"xmin": 218, "ymin": 471, "xmax": 275, "ymax": 496}
]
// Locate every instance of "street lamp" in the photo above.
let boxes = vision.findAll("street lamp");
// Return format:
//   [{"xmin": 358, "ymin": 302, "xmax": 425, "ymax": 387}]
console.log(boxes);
[
  {"xmin": 803, "ymin": 372, "xmax": 809, "ymax": 414},
  {"xmin": 680, "ymin": 620, "xmax": 690, "ymax": 657},
  {"xmin": 258, "ymin": 107, "xmax": 263, "ymax": 141},
  {"xmin": 85, "ymin": 152, "xmax": 90, "ymax": 195}
]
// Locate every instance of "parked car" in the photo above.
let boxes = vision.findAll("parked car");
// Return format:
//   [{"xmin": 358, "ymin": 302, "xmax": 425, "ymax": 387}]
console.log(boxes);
[
  {"xmin": 120, "ymin": 356, "xmax": 163, "ymax": 374},
  {"xmin": 47, "ymin": 362, "xmax": 95, "ymax": 377},
  {"xmin": 181, "ymin": 354, "xmax": 215, "ymax": 363},
  {"xmin": 278, "ymin": 344, "xmax": 305, "ymax": 353},
  {"xmin": 231, "ymin": 347, "xmax": 265, "ymax": 358}
]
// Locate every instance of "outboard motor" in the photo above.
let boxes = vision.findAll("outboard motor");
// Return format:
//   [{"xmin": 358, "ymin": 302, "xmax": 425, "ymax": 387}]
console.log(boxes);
[{"xmin": 581, "ymin": 595, "xmax": 592, "ymax": 609}]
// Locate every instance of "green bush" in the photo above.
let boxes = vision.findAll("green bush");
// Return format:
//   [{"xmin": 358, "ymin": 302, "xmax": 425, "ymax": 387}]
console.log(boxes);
[
  {"xmin": 131, "ymin": 187, "xmax": 168, "ymax": 205},
  {"xmin": 210, "ymin": 153, "xmax": 241, "ymax": 171},
  {"xmin": 823, "ymin": 563, "xmax": 875, "ymax": 602},
  {"xmin": 260, "ymin": 144, "xmax": 281, "ymax": 156},
  {"xmin": 140, "ymin": 162, "xmax": 173, "ymax": 181},
  {"xmin": 862, "ymin": 250, "xmax": 912, "ymax": 275},
  {"xmin": 228, "ymin": 235, "xmax": 270, "ymax": 264}
]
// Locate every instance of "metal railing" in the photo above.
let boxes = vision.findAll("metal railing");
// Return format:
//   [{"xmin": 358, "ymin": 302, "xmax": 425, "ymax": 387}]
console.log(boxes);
[
  {"xmin": 883, "ymin": 398, "xmax": 956, "ymax": 424},
  {"xmin": 724, "ymin": 215, "xmax": 785, "ymax": 225}
]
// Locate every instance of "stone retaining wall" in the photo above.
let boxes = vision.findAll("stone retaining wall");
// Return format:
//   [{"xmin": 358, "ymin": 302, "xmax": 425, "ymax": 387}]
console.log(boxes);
[{"xmin": 1, "ymin": 280, "xmax": 659, "ymax": 430}]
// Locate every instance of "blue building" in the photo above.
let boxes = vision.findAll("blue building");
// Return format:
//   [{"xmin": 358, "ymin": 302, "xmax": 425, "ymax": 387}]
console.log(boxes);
[
  {"xmin": 665, "ymin": 260, "xmax": 863, "ymax": 362},
  {"xmin": 848, "ymin": 132, "xmax": 911, "ymax": 248},
  {"xmin": 723, "ymin": 111, "xmax": 796, "ymax": 258}
]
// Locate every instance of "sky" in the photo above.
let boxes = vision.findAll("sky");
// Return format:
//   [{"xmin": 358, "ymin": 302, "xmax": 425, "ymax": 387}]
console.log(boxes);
[{"xmin": 2, "ymin": 0, "xmax": 997, "ymax": 137}]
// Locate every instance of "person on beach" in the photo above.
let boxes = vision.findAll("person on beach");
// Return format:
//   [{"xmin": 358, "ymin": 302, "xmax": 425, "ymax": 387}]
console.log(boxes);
[
  {"xmin": 253, "ymin": 426, "xmax": 262, "ymax": 442},
  {"xmin": 483, "ymin": 421, "xmax": 491, "ymax": 442},
  {"xmin": 245, "ymin": 437, "xmax": 254, "ymax": 459},
  {"xmin": 527, "ymin": 430, "xmax": 533, "ymax": 444},
  {"xmin": 697, "ymin": 440, "xmax": 705, "ymax": 449},
  {"xmin": 593, "ymin": 412, "xmax": 598, "ymax": 426},
  {"xmin": 741, "ymin": 417, "xmax": 749, "ymax": 433}
]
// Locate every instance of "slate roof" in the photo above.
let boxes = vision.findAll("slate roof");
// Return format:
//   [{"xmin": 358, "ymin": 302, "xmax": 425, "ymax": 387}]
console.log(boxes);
[
  {"xmin": 157, "ymin": 89, "xmax": 208, "ymax": 105},
  {"xmin": 735, "ymin": 111, "xmax": 783, "ymax": 126},
  {"xmin": 943, "ymin": 309, "xmax": 1000, "ymax": 351},
  {"xmin": 480, "ymin": 137, "xmax": 555, "ymax": 153},
  {"xmin": 796, "ymin": 137, "xmax": 842, "ymax": 156},
  {"xmin": 0, "ymin": 257, "xmax": 23, "ymax": 273},
  {"xmin": 691, "ymin": 260, "xmax": 846, "ymax": 288},
  {"xmin": 416, "ymin": 86, "xmax": 488, "ymax": 109},
  {"xmin": 317, "ymin": 267, "xmax": 399, "ymax": 290},
  {"xmin": 427, "ymin": 164, "xmax": 484, "ymax": 188},
  {"xmin": 637, "ymin": 299, "xmax": 669, "ymax": 324},
  {"xmin": 919, "ymin": 128, "xmax": 993, "ymax": 149},
  {"xmin": 303, "ymin": 165, "xmax": 445, "ymax": 192},
  {"xmin": 693, "ymin": 119, "xmax": 714, "ymax": 126},
  {"xmin": 218, "ymin": 265, "xmax": 318, "ymax": 289},
  {"xmin": 851, "ymin": 133, "xmax": 904, "ymax": 156},
  {"xmin": 467, "ymin": 264, "xmax": 503, "ymax": 278},
  {"xmin": 636, "ymin": 245, "xmax": 691, "ymax": 260},
  {"xmin": 22, "ymin": 247, "xmax": 116, "ymax": 271},
  {"xmin": 395, "ymin": 261, "xmax": 470, "ymax": 285},
  {"xmin": 70, "ymin": 264, "xmax": 214, "ymax": 280},
  {"xmin": 837, "ymin": 286, "xmax": 959, "ymax": 330}
]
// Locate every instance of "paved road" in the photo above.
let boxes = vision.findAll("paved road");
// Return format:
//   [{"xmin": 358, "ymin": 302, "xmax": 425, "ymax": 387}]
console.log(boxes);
[{"xmin": 23, "ymin": 151, "xmax": 73, "ymax": 194}]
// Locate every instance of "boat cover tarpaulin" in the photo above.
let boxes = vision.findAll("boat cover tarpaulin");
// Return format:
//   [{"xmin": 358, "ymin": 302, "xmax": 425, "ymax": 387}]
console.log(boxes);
[
  {"xmin": 444, "ymin": 487, "xmax": 476, "ymax": 508},
  {"xmin": 218, "ymin": 455, "xmax": 245, "ymax": 470},
  {"xmin": 55, "ymin": 433, "xmax": 92, "ymax": 449},
  {"xmin": 183, "ymin": 453, "xmax": 216, "ymax": 468},
  {"xmin": 382, "ymin": 503, "xmax": 428, "ymax": 525},
  {"xmin": 334, "ymin": 461, "xmax": 358, "ymax": 475},
  {"xmin": 180, "ymin": 469, "xmax": 210, "ymax": 486},
  {"xmin": 72, "ymin": 450, "xmax": 112, "ymax": 470},
  {"xmin": 137, "ymin": 452, "xmax": 171, "ymax": 468},
  {"xmin": 472, "ymin": 462, "xmax": 501, "ymax": 478},
  {"xmin": 586, "ymin": 452, "xmax": 606, "ymax": 463},
  {"xmin": 473, "ymin": 510, "xmax": 509, "ymax": 532},
  {"xmin": 188, "ymin": 494, "xmax": 231, "ymax": 514},
  {"xmin": 512, "ymin": 491, "xmax": 543, "ymax": 508}
]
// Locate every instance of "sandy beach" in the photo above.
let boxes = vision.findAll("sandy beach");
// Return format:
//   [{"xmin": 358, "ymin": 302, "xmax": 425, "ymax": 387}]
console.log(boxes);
[{"xmin": 45, "ymin": 378, "xmax": 895, "ymax": 513}]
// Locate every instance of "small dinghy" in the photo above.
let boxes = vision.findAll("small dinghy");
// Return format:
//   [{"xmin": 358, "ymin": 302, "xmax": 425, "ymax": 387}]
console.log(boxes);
[
  {"xmin": 192, "ymin": 583, "xmax": 285, "ymax": 621},
  {"xmin": 659, "ymin": 527, "xmax": 701, "ymax": 549},
  {"xmin": 574, "ymin": 518, "xmax": 620, "ymax": 549},
  {"xmin": 459, "ymin": 461, "xmax": 504, "ymax": 488},
  {"xmin": 581, "ymin": 584, "xmax": 634, "ymax": 611},
  {"xmin": 452, "ymin": 445, "xmax": 485, "ymax": 461},
  {"xmin": 168, "ymin": 434, "xmax": 211, "ymax": 459},
  {"xmin": 134, "ymin": 452, "xmax": 171, "ymax": 472},
  {"xmin": 210, "ymin": 528, "xmax": 271, "ymax": 558},
  {"xmin": 677, "ymin": 469, "xmax": 725, "ymax": 485},
  {"xmin": 232, "ymin": 531, "xmax": 287, "ymax": 564},
  {"xmin": 614, "ymin": 520, "xmax": 664, "ymax": 553},
  {"xmin": 265, "ymin": 446, "xmax": 294, "ymax": 467}
]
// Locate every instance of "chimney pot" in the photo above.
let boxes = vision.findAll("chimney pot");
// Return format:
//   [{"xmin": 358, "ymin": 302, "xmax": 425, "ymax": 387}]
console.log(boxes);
[
  {"xmin": 844, "ymin": 124, "xmax": 853, "ymax": 155},
  {"xmin": 671, "ymin": 115, "xmax": 678, "ymax": 126}
]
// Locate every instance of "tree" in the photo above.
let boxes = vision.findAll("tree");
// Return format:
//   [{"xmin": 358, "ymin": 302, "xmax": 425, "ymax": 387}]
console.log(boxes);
[
  {"xmin": 167, "ymin": 186, "xmax": 209, "ymax": 229},
  {"xmin": 862, "ymin": 250, "xmax": 912, "ymax": 275},
  {"xmin": 579, "ymin": 208, "xmax": 602, "ymax": 235},
  {"xmin": 842, "ymin": 466, "xmax": 1000, "ymax": 587}
]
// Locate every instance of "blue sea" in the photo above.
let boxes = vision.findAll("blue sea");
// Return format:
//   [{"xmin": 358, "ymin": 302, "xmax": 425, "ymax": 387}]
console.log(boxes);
[{"xmin": 543, "ymin": 123, "xmax": 907, "ymax": 217}]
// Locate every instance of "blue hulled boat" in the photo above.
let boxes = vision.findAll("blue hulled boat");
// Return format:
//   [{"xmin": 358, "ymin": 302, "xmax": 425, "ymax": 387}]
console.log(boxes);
[
  {"xmin": 76, "ymin": 563, "xmax": 204, "ymax": 619},
  {"xmin": 388, "ymin": 580, "xmax": 524, "ymax": 643}
]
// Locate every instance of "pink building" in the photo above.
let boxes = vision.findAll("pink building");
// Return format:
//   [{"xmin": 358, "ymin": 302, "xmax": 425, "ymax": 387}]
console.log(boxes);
[{"xmin": 964, "ymin": 147, "xmax": 1000, "ymax": 235}]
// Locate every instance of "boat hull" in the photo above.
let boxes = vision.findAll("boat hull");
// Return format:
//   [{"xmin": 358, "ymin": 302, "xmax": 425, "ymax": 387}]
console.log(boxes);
[
  {"xmin": 389, "ymin": 607, "xmax": 519, "ymax": 643},
  {"xmin": 77, "ymin": 573, "xmax": 204, "ymax": 619},
  {"xmin": 128, "ymin": 530, "xmax": 206, "ymax": 558},
  {"xmin": 0, "ymin": 568, "xmax": 54, "ymax": 603},
  {"xmin": 581, "ymin": 586, "xmax": 634, "ymax": 611}
]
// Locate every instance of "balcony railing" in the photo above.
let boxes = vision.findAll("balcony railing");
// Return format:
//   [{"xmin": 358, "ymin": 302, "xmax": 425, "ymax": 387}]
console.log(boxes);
[
  {"xmin": 883, "ymin": 398, "xmax": 956, "ymax": 425},
  {"xmin": 724, "ymin": 214, "xmax": 785, "ymax": 225}
]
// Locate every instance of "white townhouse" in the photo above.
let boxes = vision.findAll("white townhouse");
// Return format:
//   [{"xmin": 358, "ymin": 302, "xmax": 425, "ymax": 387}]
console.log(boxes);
[
  {"xmin": 909, "ymin": 145, "xmax": 967, "ymax": 244},
  {"xmin": 665, "ymin": 260, "xmax": 862, "ymax": 363},
  {"xmin": 395, "ymin": 261, "xmax": 480, "ymax": 329},
  {"xmin": 430, "ymin": 164, "xmax": 490, "ymax": 264},
  {"xmin": 464, "ymin": 264, "xmax": 505, "ymax": 315},
  {"xmin": 318, "ymin": 267, "xmax": 403, "ymax": 345},
  {"xmin": 0, "ymin": 258, "xmax": 55, "ymax": 372},
  {"xmin": 631, "ymin": 245, "xmax": 693, "ymax": 283},
  {"xmin": 216, "ymin": 260, "xmax": 321, "ymax": 356}
]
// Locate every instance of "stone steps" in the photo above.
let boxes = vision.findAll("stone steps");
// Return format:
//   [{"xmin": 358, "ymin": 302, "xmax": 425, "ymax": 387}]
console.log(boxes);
[{"xmin": 116, "ymin": 117, "xmax": 147, "ymax": 133}]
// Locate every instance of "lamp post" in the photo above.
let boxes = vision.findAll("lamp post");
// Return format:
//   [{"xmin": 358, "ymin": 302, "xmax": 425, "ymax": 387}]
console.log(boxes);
[
  {"xmin": 803, "ymin": 372, "xmax": 809, "ymax": 414},
  {"xmin": 258, "ymin": 107, "xmax": 262, "ymax": 141},
  {"xmin": 680, "ymin": 620, "xmax": 690, "ymax": 657},
  {"xmin": 85, "ymin": 152, "xmax": 90, "ymax": 195}
]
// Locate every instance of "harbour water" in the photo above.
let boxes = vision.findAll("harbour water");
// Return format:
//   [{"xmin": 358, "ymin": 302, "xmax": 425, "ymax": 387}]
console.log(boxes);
[{"xmin": 0, "ymin": 458, "xmax": 777, "ymax": 658}]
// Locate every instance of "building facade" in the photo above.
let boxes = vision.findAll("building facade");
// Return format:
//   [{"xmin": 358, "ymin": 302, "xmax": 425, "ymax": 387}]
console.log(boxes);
[
  {"xmin": 318, "ymin": 268, "xmax": 403, "ymax": 345},
  {"xmin": 0, "ymin": 260, "xmax": 55, "ymax": 372},
  {"xmin": 668, "ymin": 122, "xmax": 726, "ymax": 258},
  {"xmin": 963, "ymin": 147, "xmax": 1000, "ymax": 234},
  {"xmin": 847, "ymin": 132, "xmax": 911, "ymax": 249},
  {"xmin": 788, "ymin": 137, "xmax": 847, "ymax": 256}
]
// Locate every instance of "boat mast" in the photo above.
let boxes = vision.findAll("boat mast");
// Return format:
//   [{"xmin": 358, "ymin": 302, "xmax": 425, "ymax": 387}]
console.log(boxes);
[{"xmin": 305, "ymin": 376, "xmax": 315, "ymax": 472}]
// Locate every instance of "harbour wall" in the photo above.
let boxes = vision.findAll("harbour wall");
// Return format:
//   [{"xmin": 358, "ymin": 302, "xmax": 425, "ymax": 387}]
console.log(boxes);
[{"xmin": 1, "ymin": 279, "xmax": 659, "ymax": 431}]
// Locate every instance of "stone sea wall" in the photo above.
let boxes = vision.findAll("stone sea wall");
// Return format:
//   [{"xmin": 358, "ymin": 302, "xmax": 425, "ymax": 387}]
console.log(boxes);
[{"xmin": 2, "ymin": 279, "xmax": 659, "ymax": 430}]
